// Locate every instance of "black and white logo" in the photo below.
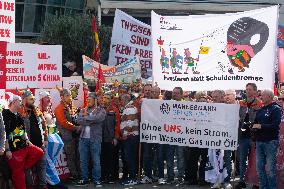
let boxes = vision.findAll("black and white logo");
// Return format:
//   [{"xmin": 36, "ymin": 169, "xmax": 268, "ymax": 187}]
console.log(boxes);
[{"xmin": 160, "ymin": 103, "xmax": 170, "ymax": 114}]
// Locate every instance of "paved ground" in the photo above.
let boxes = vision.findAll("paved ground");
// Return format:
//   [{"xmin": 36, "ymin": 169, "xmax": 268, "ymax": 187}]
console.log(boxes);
[{"xmin": 66, "ymin": 183, "xmax": 211, "ymax": 189}]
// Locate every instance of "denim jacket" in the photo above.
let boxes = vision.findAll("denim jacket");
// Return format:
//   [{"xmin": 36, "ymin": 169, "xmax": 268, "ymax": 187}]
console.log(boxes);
[{"xmin": 77, "ymin": 106, "xmax": 106, "ymax": 143}]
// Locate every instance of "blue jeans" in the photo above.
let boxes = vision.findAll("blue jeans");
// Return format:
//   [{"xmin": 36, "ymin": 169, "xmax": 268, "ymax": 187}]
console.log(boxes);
[
  {"xmin": 157, "ymin": 144, "xmax": 166, "ymax": 179},
  {"xmin": 238, "ymin": 138, "xmax": 252, "ymax": 182},
  {"xmin": 123, "ymin": 136, "xmax": 139, "ymax": 180},
  {"xmin": 143, "ymin": 143, "xmax": 154, "ymax": 178},
  {"xmin": 166, "ymin": 145, "xmax": 175, "ymax": 180},
  {"xmin": 177, "ymin": 146, "xmax": 185, "ymax": 179},
  {"xmin": 79, "ymin": 138, "xmax": 101, "ymax": 182},
  {"xmin": 256, "ymin": 140, "xmax": 279, "ymax": 189},
  {"xmin": 167, "ymin": 145, "xmax": 185, "ymax": 180},
  {"xmin": 224, "ymin": 150, "xmax": 232, "ymax": 183}
]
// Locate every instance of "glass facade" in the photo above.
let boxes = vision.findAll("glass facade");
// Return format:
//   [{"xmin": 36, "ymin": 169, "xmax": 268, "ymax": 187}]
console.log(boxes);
[{"xmin": 15, "ymin": 0, "xmax": 86, "ymax": 37}]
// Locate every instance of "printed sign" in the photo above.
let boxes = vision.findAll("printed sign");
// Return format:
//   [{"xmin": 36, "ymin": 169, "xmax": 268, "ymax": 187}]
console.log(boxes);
[
  {"xmin": 0, "ymin": 0, "xmax": 15, "ymax": 42},
  {"xmin": 63, "ymin": 76, "xmax": 84, "ymax": 108}
]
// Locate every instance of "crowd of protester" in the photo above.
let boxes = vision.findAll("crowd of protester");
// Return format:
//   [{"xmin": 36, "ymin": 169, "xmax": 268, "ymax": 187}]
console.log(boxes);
[{"xmin": 0, "ymin": 81, "xmax": 283, "ymax": 189}]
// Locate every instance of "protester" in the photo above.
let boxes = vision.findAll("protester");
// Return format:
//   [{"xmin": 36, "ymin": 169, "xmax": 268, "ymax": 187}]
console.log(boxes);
[
  {"xmin": 3, "ymin": 93, "xmax": 44, "ymax": 189},
  {"xmin": 0, "ymin": 111, "xmax": 4, "ymax": 156},
  {"xmin": 101, "ymin": 94, "xmax": 120, "ymax": 183},
  {"xmin": 75, "ymin": 92, "xmax": 106, "ymax": 187},
  {"xmin": 0, "ymin": 104, "xmax": 10, "ymax": 189},
  {"xmin": 120, "ymin": 94, "xmax": 139, "ymax": 186},
  {"xmin": 141, "ymin": 84, "xmax": 155, "ymax": 184},
  {"xmin": 154, "ymin": 90, "xmax": 172, "ymax": 185},
  {"xmin": 237, "ymin": 83, "xmax": 262, "ymax": 188},
  {"xmin": 63, "ymin": 61, "xmax": 78, "ymax": 77},
  {"xmin": 207, "ymin": 90, "xmax": 232, "ymax": 189},
  {"xmin": 39, "ymin": 91, "xmax": 67, "ymax": 189},
  {"xmin": 253, "ymin": 89, "xmax": 282, "ymax": 189},
  {"xmin": 19, "ymin": 89, "xmax": 48, "ymax": 189},
  {"xmin": 168, "ymin": 87, "xmax": 185, "ymax": 185},
  {"xmin": 185, "ymin": 91, "xmax": 209, "ymax": 186},
  {"xmin": 54, "ymin": 87, "xmax": 81, "ymax": 181}
]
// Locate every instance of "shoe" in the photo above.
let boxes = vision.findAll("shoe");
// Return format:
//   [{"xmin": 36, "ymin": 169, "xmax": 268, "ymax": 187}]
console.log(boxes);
[
  {"xmin": 176, "ymin": 178, "xmax": 184, "ymax": 186},
  {"xmin": 158, "ymin": 178, "xmax": 166, "ymax": 185},
  {"xmin": 122, "ymin": 179, "xmax": 138, "ymax": 186},
  {"xmin": 211, "ymin": 183, "xmax": 221, "ymax": 189},
  {"xmin": 94, "ymin": 181, "xmax": 102, "ymax": 188},
  {"xmin": 108, "ymin": 180, "xmax": 115, "ymax": 184},
  {"xmin": 75, "ymin": 180, "xmax": 89, "ymax": 186},
  {"xmin": 166, "ymin": 179, "xmax": 174, "ymax": 185},
  {"xmin": 48, "ymin": 183, "xmax": 68, "ymax": 189},
  {"xmin": 236, "ymin": 181, "xmax": 246, "ymax": 188},
  {"xmin": 224, "ymin": 182, "xmax": 233, "ymax": 189},
  {"xmin": 140, "ymin": 176, "xmax": 152, "ymax": 184}
]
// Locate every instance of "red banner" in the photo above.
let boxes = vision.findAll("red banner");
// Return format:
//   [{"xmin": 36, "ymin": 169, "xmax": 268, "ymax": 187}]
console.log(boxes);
[{"xmin": 0, "ymin": 41, "xmax": 7, "ymax": 89}]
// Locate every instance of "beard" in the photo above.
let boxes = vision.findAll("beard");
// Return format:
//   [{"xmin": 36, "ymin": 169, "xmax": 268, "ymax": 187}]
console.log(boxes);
[{"xmin": 25, "ymin": 103, "xmax": 35, "ymax": 109}]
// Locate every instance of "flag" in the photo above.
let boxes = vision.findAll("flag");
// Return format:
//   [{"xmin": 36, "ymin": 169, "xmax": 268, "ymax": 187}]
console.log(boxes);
[
  {"xmin": 92, "ymin": 16, "xmax": 100, "ymax": 62},
  {"xmin": 95, "ymin": 64, "xmax": 105, "ymax": 93}
]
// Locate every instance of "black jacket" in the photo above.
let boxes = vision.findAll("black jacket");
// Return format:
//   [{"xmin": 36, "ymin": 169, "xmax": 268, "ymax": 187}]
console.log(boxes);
[{"xmin": 102, "ymin": 111, "xmax": 116, "ymax": 143}]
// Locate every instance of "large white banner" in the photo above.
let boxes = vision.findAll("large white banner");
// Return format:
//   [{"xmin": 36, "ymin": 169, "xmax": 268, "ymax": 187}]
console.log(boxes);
[
  {"xmin": 0, "ymin": 42, "xmax": 62, "ymax": 89},
  {"xmin": 141, "ymin": 99, "xmax": 240, "ymax": 150},
  {"xmin": 109, "ymin": 9, "xmax": 152, "ymax": 80},
  {"xmin": 152, "ymin": 6, "xmax": 278, "ymax": 91},
  {"xmin": 0, "ymin": 0, "xmax": 15, "ymax": 42}
]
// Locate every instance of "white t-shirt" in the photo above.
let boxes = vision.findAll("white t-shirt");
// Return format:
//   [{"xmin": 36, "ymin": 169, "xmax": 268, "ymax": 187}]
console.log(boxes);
[{"xmin": 82, "ymin": 126, "xmax": 91, "ymax": 138}]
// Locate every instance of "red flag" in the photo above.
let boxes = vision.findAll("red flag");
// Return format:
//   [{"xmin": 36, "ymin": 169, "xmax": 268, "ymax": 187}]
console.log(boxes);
[
  {"xmin": 92, "ymin": 16, "xmax": 100, "ymax": 62},
  {"xmin": 95, "ymin": 64, "xmax": 105, "ymax": 92}
]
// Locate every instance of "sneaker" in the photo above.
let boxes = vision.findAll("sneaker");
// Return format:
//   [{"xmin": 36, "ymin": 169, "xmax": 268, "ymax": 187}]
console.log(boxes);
[
  {"xmin": 158, "ymin": 178, "xmax": 166, "ymax": 185},
  {"xmin": 224, "ymin": 183, "xmax": 233, "ymax": 189},
  {"xmin": 140, "ymin": 176, "xmax": 152, "ymax": 184},
  {"xmin": 75, "ymin": 180, "xmax": 89, "ymax": 186},
  {"xmin": 122, "ymin": 179, "xmax": 138, "ymax": 186},
  {"xmin": 236, "ymin": 181, "xmax": 246, "ymax": 188},
  {"xmin": 94, "ymin": 181, "xmax": 102, "ymax": 188}
]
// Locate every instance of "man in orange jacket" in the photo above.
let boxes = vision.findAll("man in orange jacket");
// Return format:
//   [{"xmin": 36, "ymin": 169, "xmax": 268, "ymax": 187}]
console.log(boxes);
[{"xmin": 54, "ymin": 87, "xmax": 81, "ymax": 181}]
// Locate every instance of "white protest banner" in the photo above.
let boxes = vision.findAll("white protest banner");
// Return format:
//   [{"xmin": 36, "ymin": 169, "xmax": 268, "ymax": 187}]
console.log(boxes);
[
  {"xmin": 109, "ymin": 9, "xmax": 152, "ymax": 79},
  {"xmin": 35, "ymin": 89, "xmax": 61, "ymax": 111},
  {"xmin": 141, "ymin": 99, "xmax": 239, "ymax": 150},
  {"xmin": 83, "ymin": 55, "xmax": 141, "ymax": 83},
  {"xmin": 0, "ymin": 0, "xmax": 15, "ymax": 42},
  {"xmin": 0, "ymin": 42, "xmax": 62, "ymax": 89},
  {"xmin": 152, "ymin": 6, "xmax": 278, "ymax": 91},
  {"xmin": 63, "ymin": 76, "xmax": 84, "ymax": 108}
]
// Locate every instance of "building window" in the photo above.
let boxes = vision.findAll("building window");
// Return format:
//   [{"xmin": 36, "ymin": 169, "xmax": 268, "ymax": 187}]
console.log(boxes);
[{"xmin": 15, "ymin": 4, "xmax": 24, "ymax": 32}]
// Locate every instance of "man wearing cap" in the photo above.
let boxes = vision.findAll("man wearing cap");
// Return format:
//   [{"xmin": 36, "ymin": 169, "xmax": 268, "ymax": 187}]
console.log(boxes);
[
  {"xmin": 3, "ymin": 93, "xmax": 44, "ymax": 189},
  {"xmin": 75, "ymin": 92, "xmax": 106, "ymax": 187},
  {"xmin": 19, "ymin": 90, "xmax": 48, "ymax": 189},
  {"xmin": 39, "ymin": 91, "xmax": 67, "ymax": 189},
  {"xmin": 54, "ymin": 87, "xmax": 80, "ymax": 180}
]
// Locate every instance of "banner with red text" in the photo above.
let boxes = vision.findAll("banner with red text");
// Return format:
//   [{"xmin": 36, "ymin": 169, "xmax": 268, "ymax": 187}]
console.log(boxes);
[
  {"xmin": 109, "ymin": 9, "xmax": 152, "ymax": 80},
  {"xmin": 141, "ymin": 99, "xmax": 239, "ymax": 150},
  {"xmin": 0, "ymin": 42, "xmax": 62, "ymax": 89},
  {"xmin": 83, "ymin": 55, "xmax": 141, "ymax": 83},
  {"xmin": 0, "ymin": 0, "xmax": 15, "ymax": 42},
  {"xmin": 152, "ymin": 6, "xmax": 278, "ymax": 91}
]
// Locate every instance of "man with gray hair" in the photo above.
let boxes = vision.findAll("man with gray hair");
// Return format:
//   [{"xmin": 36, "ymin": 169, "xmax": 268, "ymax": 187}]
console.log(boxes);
[{"xmin": 253, "ymin": 89, "xmax": 282, "ymax": 189}]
